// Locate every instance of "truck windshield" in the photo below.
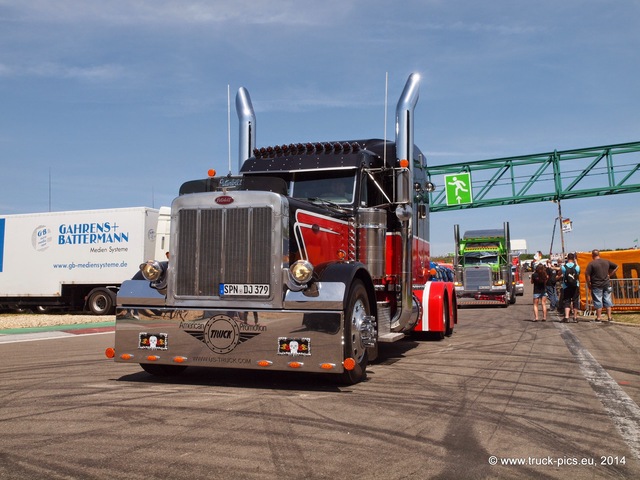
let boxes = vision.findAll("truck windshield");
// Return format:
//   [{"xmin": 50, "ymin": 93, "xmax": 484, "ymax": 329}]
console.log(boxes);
[
  {"xmin": 464, "ymin": 252, "xmax": 499, "ymax": 265},
  {"xmin": 291, "ymin": 171, "xmax": 356, "ymax": 204}
]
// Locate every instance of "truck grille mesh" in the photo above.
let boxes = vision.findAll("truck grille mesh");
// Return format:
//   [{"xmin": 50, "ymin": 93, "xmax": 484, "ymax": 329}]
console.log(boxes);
[
  {"xmin": 175, "ymin": 207, "xmax": 273, "ymax": 296},
  {"xmin": 464, "ymin": 267, "xmax": 492, "ymax": 291}
]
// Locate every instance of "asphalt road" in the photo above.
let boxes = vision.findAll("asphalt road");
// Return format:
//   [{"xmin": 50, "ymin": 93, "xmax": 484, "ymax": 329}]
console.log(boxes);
[{"xmin": 1, "ymin": 285, "xmax": 639, "ymax": 480}]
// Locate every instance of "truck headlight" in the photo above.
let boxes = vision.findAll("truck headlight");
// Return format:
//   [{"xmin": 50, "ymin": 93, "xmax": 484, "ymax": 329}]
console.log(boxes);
[
  {"xmin": 140, "ymin": 260, "xmax": 165, "ymax": 282},
  {"xmin": 290, "ymin": 260, "xmax": 314, "ymax": 284}
]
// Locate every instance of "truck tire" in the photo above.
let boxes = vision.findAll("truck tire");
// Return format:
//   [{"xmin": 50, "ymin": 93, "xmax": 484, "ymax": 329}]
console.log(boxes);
[
  {"xmin": 11, "ymin": 305, "xmax": 31, "ymax": 314},
  {"xmin": 140, "ymin": 363, "xmax": 187, "ymax": 376},
  {"xmin": 339, "ymin": 279, "xmax": 369, "ymax": 385},
  {"xmin": 444, "ymin": 302, "xmax": 453, "ymax": 337},
  {"xmin": 87, "ymin": 288, "xmax": 115, "ymax": 315},
  {"xmin": 432, "ymin": 305, "xmax": 446, "ymax": 340}
]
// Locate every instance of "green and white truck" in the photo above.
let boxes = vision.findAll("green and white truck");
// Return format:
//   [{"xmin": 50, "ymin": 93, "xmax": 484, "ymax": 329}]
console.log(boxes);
[{"xmin": 453, "ymin": 222, "xmax": 514, "ymax": 306}]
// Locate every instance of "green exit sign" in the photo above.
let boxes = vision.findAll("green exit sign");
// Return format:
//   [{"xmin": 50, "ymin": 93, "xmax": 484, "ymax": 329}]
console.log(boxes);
[{"xmin": 444, "ymin": 172, "xmax": 473, "ymax": 206}]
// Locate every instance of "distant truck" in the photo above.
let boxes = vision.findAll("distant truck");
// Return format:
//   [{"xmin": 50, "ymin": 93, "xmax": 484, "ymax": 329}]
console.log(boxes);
[
  {"xmin": 453, "ymin": 222, "xmax": 514, "ymax": 306},
  {"xmin": 511, "ymin": 255, "xmax": 524, "ymax": 297},
  {"xmin": 0, "ymin": 207, "xmax": 169, "ymax": 314}
]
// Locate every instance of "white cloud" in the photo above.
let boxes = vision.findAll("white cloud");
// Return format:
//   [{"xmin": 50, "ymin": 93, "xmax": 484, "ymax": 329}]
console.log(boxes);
[
  {"xmin": 1, "ymin": 0, "xmax": 355, "ymax": 27},
  {"xmin": 0, "ymin": 61, "xmax": 127, "ymax": 81},
  {"xmin": 425, "ymin": 20, "xmax": 540, "ymax": 36}
]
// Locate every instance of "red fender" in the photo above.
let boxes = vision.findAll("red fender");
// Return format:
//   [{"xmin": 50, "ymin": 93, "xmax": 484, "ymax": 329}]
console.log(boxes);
[{"xmin": 413, "ymin": 282, "xmax": 457, "ymax": 333}]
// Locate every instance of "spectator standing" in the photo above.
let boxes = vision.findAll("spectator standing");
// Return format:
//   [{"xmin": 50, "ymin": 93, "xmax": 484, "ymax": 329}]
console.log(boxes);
[
  {"xmin": 545, "ymin": 260, "xmax": 561, "ymax": 311},
  {"xmin": 531, "ymin": 263, "xmax": 548, "ymax": 321},
  {"xmin": 561, "ymin": 253, "xmax": 580, "ymax": 323},
  {"xmin": 585, "ymin": 249, "xmax": 619, "ymax": 323}
]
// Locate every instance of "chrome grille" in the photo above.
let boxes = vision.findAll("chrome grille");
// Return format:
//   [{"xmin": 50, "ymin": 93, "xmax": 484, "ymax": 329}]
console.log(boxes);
[
  {"xmin": 176, "ymin": 207, "xmax": 273, "ymax": 297},
  {"xmin": 464, "ymin": 267, "xmax": 492, "ymax": 291}
]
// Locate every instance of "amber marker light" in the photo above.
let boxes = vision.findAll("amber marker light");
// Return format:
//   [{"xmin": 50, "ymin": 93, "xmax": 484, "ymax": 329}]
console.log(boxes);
[
  {"xmin": 257, "ymin": 360, "xmax": 273, "ymax": 367},
  {"xmin": 147, "ymin": 355, "xmax": 160, "ymax": 361},
  {"xmin": 208, "ymin": 169, "xmax": 216, "ymax": 177},
  {"xmin": 173, "ymin": 356, "xmax": 187, "ymax": 363},
  {"xmin": 120, "ymin": 353, "xmax": 133, "ymax": 360},
  {"xmin": 288, "ymin": 361, "xmax": 303, "ymax": 369},
  {"xmin": 320, "ymin": 363, "xmax": 336, "ymax": 370},
  {"xmin": 399, "ymin": 159, "xmax": 409, "ymax": 168},
  {"xmin": 105, "ymin": 347, "xmax": 115, "ymax": 359},
  {"xmin": 343, "ymin": 358, "xmax": 356, "ymax": 371}
]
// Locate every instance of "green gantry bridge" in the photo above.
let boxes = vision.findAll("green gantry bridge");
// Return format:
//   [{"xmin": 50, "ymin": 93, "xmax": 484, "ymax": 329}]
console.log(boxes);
[{"xmin": 425, "ymin": 141, "xmax": 640, "ymax": 212}]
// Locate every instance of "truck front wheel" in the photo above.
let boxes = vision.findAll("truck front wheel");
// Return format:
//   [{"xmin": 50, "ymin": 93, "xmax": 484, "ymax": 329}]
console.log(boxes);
[
  {"xmin": 340, "ymin": 279, "xmax": 370, "ymax": 385},
  {"xmin": 87, "ymin": 288, "xmax": 115, "ymax": 315}
]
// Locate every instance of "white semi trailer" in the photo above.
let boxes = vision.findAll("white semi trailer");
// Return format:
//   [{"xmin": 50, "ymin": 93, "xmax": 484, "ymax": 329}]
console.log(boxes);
[{"xmin": 0, "ymin": 206, "xmax": 170, "ymax": 314}]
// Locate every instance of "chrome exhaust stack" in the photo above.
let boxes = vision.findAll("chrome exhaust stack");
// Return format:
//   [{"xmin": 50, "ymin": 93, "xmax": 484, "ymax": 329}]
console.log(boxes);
[
  {"xmin": 236, "ymin": 87, "xmax": 256, "ymax": 170},
  {"xmin": 395, "ymin": 72, "xmax": 420, "ymax": 204},
  {"xmin": 391, "ymin": 73, "xmax": 420, "ymax": 332}
]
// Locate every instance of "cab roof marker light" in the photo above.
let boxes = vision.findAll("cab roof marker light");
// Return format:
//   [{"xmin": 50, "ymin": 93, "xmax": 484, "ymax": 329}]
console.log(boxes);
[{"xmin": 252, "ymin": 140, "xmax": 360, "ymax": 159}]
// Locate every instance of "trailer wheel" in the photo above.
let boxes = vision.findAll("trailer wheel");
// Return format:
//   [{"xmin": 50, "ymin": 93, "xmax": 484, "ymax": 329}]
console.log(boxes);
[
  {"xmin": 11, "ymin": 305, "xmax": 31, "ymax": 314},
  {"xmin": 140, "ymin": 363, "xmax": 187, "ymax": 376},
  {"xmin": 339, "ymin": 279, "xmax": 369, "ymax": 385},
  {"xmin": 87, "ymin": 288, "xmax": 115, "ymax": 315}
]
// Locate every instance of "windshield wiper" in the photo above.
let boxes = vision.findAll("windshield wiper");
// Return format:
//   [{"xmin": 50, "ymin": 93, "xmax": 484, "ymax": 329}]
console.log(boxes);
[{"xmin": 307, "ymin": 197, "xmax": 352, "ymax": 213}]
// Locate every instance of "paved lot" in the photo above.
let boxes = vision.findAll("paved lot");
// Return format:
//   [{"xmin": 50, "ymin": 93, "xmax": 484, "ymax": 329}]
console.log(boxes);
[{"xmin": 0, "ymin": 286, "xmax": 638, "ymax": 479}]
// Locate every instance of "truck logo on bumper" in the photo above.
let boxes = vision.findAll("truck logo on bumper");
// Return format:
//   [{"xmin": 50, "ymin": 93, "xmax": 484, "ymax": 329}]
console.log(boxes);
[{"xmin": 183, "ymin": 314, "xmax": 264, "ymax": 354}]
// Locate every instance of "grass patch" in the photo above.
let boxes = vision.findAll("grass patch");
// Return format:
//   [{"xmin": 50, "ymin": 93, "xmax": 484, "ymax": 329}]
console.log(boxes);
[{"xmin": 612, "ymin": 313, "xmax": 640, "ymax": 325}]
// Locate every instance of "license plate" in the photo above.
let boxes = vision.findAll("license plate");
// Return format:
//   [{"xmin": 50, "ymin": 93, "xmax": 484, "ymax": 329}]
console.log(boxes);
[{"xmin": 219, "ymin": 283, "xmax": 270, "ymax": 296}]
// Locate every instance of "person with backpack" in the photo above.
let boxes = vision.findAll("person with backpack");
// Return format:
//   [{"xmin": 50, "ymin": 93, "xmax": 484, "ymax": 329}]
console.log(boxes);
[
  {"xmin": 531, "ymin": 263, "xmax": 548, "ymax": 321},
  {"xmin": 561, "ymin": 253, "xmax": 580, "ymax": 323},
  {"xmin": 545, "ymin": 259, "xmax": 561, "ymax": 311}
]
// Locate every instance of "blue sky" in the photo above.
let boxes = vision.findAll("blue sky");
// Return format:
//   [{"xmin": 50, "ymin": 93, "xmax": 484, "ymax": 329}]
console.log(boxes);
[{"xmin": 1, "ymin": 0, "xmax": 639, "ymax": 256}]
